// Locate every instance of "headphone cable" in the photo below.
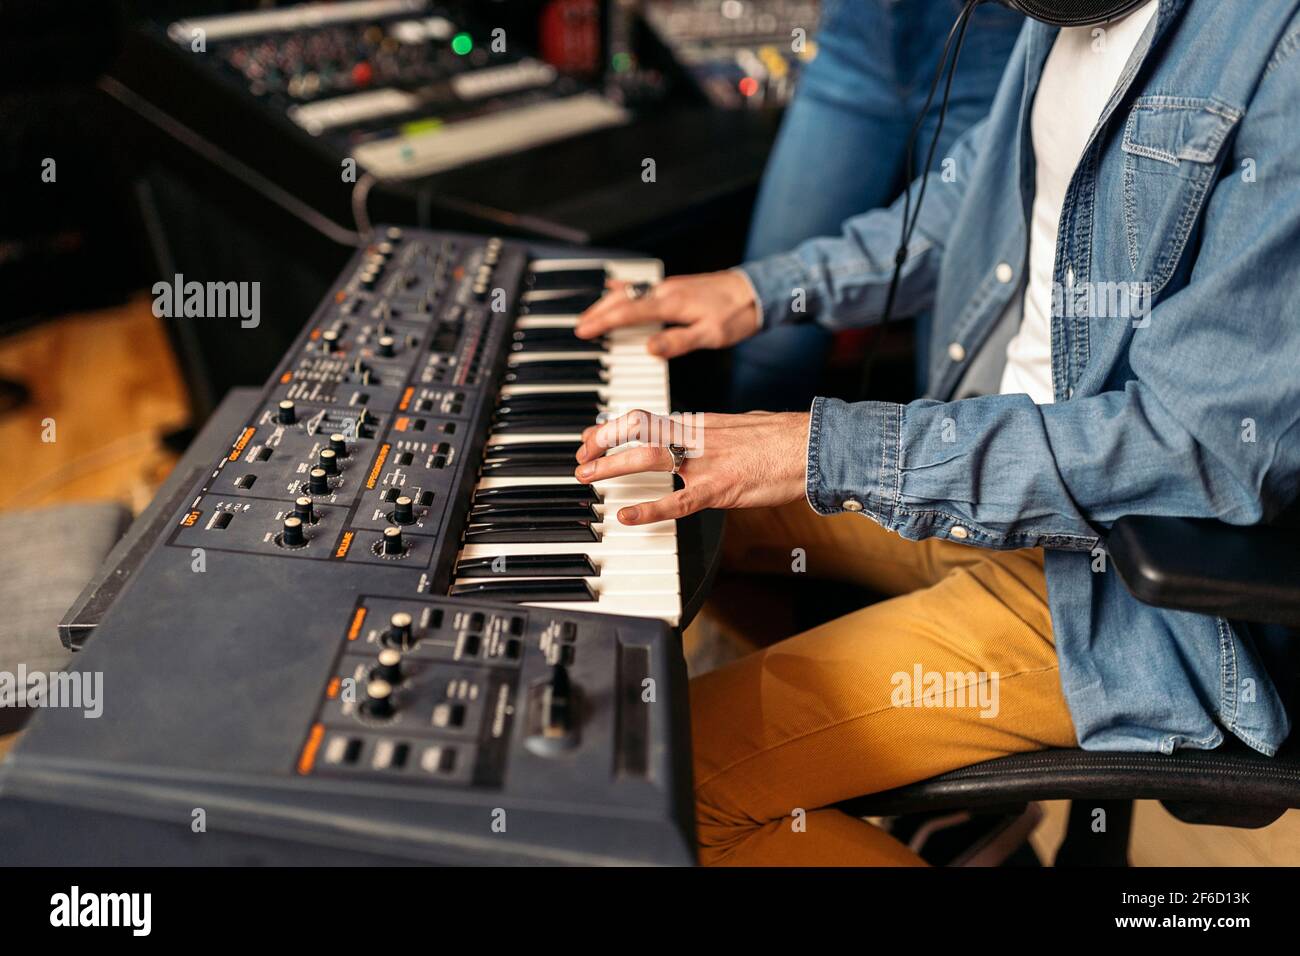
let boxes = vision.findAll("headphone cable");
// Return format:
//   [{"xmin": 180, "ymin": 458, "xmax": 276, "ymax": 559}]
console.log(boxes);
[{"xmin": 859, "ymin": 0, "xmax": 981, "ymax": 398}]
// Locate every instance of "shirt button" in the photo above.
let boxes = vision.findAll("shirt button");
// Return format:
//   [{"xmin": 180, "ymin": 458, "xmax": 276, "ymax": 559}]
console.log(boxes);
[
  {"xmin": 842, "ymin": 499, "xmax": 864, "ymax": 513},
  {"xmin": 947, "ymin": 342, "xmax": 966, "ymax": 362},
  {"xmin": 950, "ymin": 526, "xmax": 969, "ymax": 540},
  {"xmin": 995, "ymin": 263, "xmax": 1014, "ymax": 284}
]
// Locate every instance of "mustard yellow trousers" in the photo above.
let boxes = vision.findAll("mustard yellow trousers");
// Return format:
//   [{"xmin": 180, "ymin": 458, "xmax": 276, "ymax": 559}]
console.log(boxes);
[{"xmin": 690, "ymin": 501, "xmax": 1079, "ymax": 865}]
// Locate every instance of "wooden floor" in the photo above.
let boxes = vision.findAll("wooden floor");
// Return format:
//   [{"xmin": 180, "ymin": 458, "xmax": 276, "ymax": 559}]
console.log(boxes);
[
  {"xmin": 0, "ymin": 294, "xmax": 187, "ymax": 515},
  {"xmin": 3, "ymin": 296, "xmax": 1296, "ymax": 865}
]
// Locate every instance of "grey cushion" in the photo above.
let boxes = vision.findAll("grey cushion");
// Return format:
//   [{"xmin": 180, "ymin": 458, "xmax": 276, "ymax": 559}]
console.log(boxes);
[{"xmin": 0, "ymin": 501, "xmax": 129, "ymax": 683}]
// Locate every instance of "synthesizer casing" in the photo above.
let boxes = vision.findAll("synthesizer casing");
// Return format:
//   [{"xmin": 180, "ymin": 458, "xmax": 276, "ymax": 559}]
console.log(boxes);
[{"xmin": 0, "ymin": 229, "xmax": 696, "ymax": 865}]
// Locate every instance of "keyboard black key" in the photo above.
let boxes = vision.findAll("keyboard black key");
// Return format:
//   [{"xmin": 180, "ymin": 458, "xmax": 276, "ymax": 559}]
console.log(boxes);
[
  {"xmin": 526, "ymin": 268, "xmax": 607, "ymax": 291},
  {"xmin": 512, "ymin": 336, "xmax": 605, "ymax": 353},
  {"xmin": 505, "ymin": 361, "xmax": 605, "ymax": 385},
  {"xmin": 469, "ymin": 504, "xmax": 597, "ymax": 523},
  {"xmin": 522, "ymin": 291, "xmax": 603, "ymax": 315},
  {"xmin": 456, "ymin": 553, "xmax": 599, "ymax": 578},
  {"xmin": 513, "ymin": 327, "xmax": 605, "ymax": 346},
  {"xmin": 449, "ymin": 579, "xmax": 596, "ymax": 602},
  {"xmin": 464, "ymin": 522, "xmax": 600, "ymax": 544},
  {"xmin": 498, "ymin": 391, "xmax": 602, "ymax": 409},
  {"xmin": 512, "ymin": 335, "xmax": 603, "ymax": 351},
  {"xmin": 473, "ymin": 485, "xmax": 600, "ymax": 505},
  {"xmin": 514, "ymin": 327, "xmax": 604, "ymax": 343},
  {"xmin": 491, "ymin": 415, "xmax": 597, "ymax": 433},
  {"xmin": 481, "ymin": 460, "xmax": 581, "ymax": 477},
  {"xmin": 495, "ymin": 400, "xmax": 600, "ymax": 417},
  {"xmin": 485, "ymin": 441, "xmax": 581, "ymax": 458}
]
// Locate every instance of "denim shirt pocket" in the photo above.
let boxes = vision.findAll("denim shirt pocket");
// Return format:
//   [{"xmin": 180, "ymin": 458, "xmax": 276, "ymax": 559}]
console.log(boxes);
[{"xmin": 1120, "ymin": 96, "xmax": 1243, "ymax": 293}]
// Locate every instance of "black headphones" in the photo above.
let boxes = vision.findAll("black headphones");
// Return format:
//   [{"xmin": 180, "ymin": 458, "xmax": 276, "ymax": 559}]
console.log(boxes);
[{"xmin": 999, "ymin": 0, "xmax": 1150, "ymax": 29}]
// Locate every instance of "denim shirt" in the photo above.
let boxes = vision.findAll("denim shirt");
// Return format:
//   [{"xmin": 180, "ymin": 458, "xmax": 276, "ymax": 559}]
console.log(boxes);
[{"xmin": 742, "ymin": 0, "xmax": 1300, "ymax": 756}]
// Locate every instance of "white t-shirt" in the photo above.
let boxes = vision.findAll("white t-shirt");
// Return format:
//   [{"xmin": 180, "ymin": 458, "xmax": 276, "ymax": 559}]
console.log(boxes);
[{"xmin": 997, "ymin": 0, "xmax": 1159, "ymax": 404}]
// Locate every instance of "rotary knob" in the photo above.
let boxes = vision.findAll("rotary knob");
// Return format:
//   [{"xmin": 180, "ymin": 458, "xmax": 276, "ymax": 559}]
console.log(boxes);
[
  {"xmin": 392, "ymin": 495, "xmax": 415, "ymax": 525},
  {"xmin": 377, "ymin": 334, "xmax": 396, "ymax": 357},
  {"xmin": 384, "ymin": 612, "xmax": 414, "ymax": 649},
  {"xmin": 364, "ymin": 679, "xmax": 395, "ymax": 718},
  {"xmin": 381, "ymin": 525, "xmax": 406, "ymax": 556},
  {"xmin": 307, "ymin": 467, "xmax": 331, "ymax": 495},
  {"xmin": 318, "ymin": 448, "xmax": 340, "ymax": 476},
  {"xmin": 328, "ymin": 433, "xmax": 349, "ymax": 457},
  {"xmin": 277, "ymin": 399, "xmax": 297, "ymax": 425},
  {"xmin": 372, "ymin": 648, "xmax": 403, "ymax": 683},
  {"xmin": 281, "ymin": 516, "xmax": 306, "ymax": 547},
  {"xmin": 292, "ymin": 496, "xmax": 315, "ymax": 523}
]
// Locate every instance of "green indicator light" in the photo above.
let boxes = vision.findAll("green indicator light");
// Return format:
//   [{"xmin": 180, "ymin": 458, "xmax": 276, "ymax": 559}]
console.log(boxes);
[
  {"xmin": 611, "ymin": 52, "xmax": 632, "ymax": 73},
  {"xmin": 451, "ymin": 33, "xmax": 472, "ymax": 55}
]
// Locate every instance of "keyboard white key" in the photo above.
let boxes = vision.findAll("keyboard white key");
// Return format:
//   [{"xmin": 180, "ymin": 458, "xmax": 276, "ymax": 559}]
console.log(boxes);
[{"xmin": 456, "ymin": 255, "xmax": 681, "ymax": 625}]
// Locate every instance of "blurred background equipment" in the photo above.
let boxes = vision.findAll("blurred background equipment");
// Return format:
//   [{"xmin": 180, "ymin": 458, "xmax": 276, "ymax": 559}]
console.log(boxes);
[
  {"xmin": 158, "ymin": 1, "xmax": 628, "ymax": 181},
  {"xmin": 638, "ymin": 0, "xmax": 819, "ymax": 109}
]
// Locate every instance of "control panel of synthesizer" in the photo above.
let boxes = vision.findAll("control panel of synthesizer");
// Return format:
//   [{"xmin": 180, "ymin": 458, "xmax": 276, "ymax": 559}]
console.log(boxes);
[
  {"xmin": 0, "ymin": 228, "xmax": 694, "ymax": 866},
  {"xmin": 174, "ymin": 231, "xmax": 523, "ymax": 584}
]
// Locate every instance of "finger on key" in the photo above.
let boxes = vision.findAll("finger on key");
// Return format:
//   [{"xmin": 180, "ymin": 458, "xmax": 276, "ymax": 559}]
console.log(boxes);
[{"xmin": 576, "ymin": 444, "xmax": 673, "ymax": 483}]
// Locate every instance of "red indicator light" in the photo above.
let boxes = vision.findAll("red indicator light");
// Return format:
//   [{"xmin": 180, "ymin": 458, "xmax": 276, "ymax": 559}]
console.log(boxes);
[{"xmin": 738, "ymin": 76, "xmax": 759, "ymax": 97}]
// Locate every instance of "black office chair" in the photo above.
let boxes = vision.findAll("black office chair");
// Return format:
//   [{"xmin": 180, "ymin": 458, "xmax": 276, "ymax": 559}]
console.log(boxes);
[{"xmin": 838, "ymin": 514, "xmax": 1300, "ymax": 865}]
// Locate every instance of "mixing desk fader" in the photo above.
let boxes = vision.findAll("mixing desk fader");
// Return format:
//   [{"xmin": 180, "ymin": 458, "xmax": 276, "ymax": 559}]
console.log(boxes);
[{"xmin": 0, "ymin": 229, "xmax": 696, "ymax": 866}]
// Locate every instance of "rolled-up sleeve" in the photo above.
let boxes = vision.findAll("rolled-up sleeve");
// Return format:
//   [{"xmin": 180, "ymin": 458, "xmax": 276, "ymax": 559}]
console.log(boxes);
[{"xmin": 805, "ymin": 397, "xmax": 901, "ymax": 525}]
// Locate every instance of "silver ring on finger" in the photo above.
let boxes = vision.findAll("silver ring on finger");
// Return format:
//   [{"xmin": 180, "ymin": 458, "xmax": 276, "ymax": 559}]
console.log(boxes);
[
  {"xmin": 625, "ymin": 281, "xmax": 654, "ymax": 301},
  {"xmin": 668, "ymin": 443, "xmax": 687, "ymax": 476}
]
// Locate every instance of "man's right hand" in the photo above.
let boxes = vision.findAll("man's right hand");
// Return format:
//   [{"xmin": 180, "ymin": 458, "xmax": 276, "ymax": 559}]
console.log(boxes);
[{"xmin": 573, "ymin": 269, "xmax": 761, "ymax": 359}]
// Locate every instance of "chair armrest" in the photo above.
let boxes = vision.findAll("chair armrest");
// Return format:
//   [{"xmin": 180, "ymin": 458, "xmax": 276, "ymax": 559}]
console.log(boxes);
[{"xmin": 1109, "ymin": 515, "xmax": 1300, "ymax": 627}]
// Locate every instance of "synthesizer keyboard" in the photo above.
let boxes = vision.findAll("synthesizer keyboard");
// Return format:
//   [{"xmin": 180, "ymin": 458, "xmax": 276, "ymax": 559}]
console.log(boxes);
[
  {"xmin": 0, "ymin": 229, "xmax": 698, "ymax": 865},
  {"xmin": 168, "ymin": 230, "xmax": 680, "ymax": 627}
]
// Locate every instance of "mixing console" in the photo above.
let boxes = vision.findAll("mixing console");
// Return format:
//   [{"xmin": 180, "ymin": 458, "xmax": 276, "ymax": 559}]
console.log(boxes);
[
  {"xmin": 0, "ymin": 229, "xmax": 696, "ymax": 865},
  {"xmin": 161, "ymin": 0, "xmax": 629, "ymax": 178},
  {"xmin": 643, "ymin": 0, "xmax": 821, "ymax": 109}
]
